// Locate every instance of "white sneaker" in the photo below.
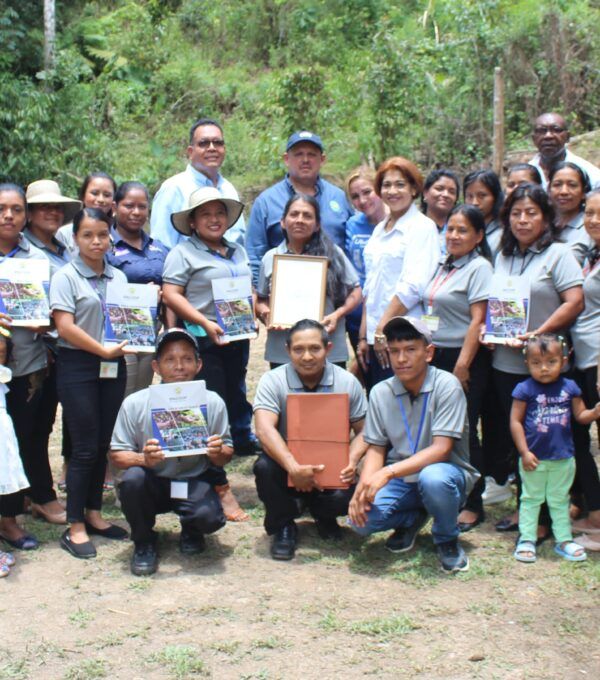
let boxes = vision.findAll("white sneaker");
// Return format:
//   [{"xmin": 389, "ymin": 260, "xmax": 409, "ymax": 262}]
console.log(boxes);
[{"xmin": 482, "ymin": 476, "xmax": 512, "ymax": 505}]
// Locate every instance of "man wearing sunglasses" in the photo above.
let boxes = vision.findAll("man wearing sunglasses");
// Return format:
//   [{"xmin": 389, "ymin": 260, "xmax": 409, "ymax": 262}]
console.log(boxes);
[
  {"xmin": 151, "ymin": 118, "xmax": 246, "ymax": 248},
  {"xmin": 529, "ymin": 112, "xmax": 600, "ymax": 190}
]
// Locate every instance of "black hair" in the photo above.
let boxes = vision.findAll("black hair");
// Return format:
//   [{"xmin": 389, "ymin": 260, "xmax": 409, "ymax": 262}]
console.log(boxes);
[
  {"xmin": 524, "ymin": 333, "xmax": 568, "ymax": 359},
  {"xmin": 500, "ymin": 183, "xmax": 558, "ymax": 255},
  {"xmin": 0, "ymin": 183, "xmax": 26, "ymax": 201},
  {"xmin": 79, "ymin": 172, "xmax": 117, "ymax": 202},
  {"xmin": 72, "ymin": 207, "xmax": 112, "ymax": 234},
  {"xmin": 463, "ymin": 169, "xmax": 504, "ymax": 220},
  {"xmin": 189, "ymin": 118, "xmax": 223, "ymax": 144},
  {"xmin": 383, "ymin": 324, "xmax": 427, "ymax": 345},
  {"xmin": 447, "ymin": 204, "xmax": 492, "ymax": 261},
  {"xmin": 420, "ymin": 169, "xmax": 460, "ymax": 213},
  {"xmin": 286, "ymin": 319, "xmax": 329, "ymax": 347},
  {"xmin": 114, "ymin": 181, "xmax": 149, "ymax": 204},
  {"xmin": 548, "ymin": 161, "xmax": 591, "ymax": 212},
  {"xmin": 282, "ymin": 194, "xmax": 351, "ymax": 307},
  {"xmin": 506, "ymin": 163, "xmax": 543, "ymax": 185}
]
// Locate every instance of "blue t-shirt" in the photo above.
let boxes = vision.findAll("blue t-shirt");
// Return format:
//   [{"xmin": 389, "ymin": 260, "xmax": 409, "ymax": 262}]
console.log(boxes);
[
  {"xmin": 511, "ymin": 376, "xmax": 581, "ymax": 460},
  {"xmin": 344, "ymin": 212, "xmax": 375, "ymax": 333},
  {"xmin": 107, "ymin": 228, "xmax": 170, "ymax": 285}
]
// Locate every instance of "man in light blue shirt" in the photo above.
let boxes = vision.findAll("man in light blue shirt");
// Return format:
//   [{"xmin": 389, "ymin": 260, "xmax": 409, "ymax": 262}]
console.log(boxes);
[
  {"xmin": 245, "ymin": 131, "xmax": 353, "ymax": 285},
  {"xmin": 150, "ymin": 118, "xmax": 245, "ymax": 248}
]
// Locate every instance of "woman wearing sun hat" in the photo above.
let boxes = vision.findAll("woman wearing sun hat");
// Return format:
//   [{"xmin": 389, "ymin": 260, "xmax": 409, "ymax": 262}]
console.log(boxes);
[{"xmin": 162, "ymin": 187, "xmax": 256, "ymax": 521}]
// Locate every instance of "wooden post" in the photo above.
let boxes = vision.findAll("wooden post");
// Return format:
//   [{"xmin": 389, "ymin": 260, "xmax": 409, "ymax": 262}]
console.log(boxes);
[
  {"xmin": 492, "ymin": 66, "xmax": 504, "ymax": 176},
  {"xmin": 44, "ymin": 0, "xmax": 56, "ymax": 72}
]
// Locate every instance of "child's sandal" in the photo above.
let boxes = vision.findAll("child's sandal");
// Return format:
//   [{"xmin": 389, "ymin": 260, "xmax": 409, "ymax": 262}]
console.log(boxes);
[
  {"xmin": 0, "ymin": 551, "xmax": 15, "ymax": 568},
  {"xmin": 514, "ymin": 539, "xmax": 537, "ymax": 563},
  {"xmin": 554, "ymin": 541, "xmax": 587, "ymax": 562}
]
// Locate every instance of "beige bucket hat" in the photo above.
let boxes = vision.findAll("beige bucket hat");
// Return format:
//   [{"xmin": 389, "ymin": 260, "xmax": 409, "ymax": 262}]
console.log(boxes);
[
  {"xmin": 170, "ymin": 186, "xmax": 244, "ymax": 236},
  {"xmin": 26, "ymin": 180, "xmax": 82, "ymax": 225}
]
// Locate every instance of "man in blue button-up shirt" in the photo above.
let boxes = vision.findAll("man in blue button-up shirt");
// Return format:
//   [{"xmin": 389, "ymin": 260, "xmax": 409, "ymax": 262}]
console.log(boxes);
[
  {"xmin": 150, "ymin": 118, "xmax": 246, "ymax": 249},
  {"xmin": 245, "ymin": 131, "xmax": 353, "ymax": 286}
]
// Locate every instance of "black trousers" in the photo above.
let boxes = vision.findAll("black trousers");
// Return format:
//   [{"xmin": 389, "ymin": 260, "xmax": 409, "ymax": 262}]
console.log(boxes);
[
  {"xmin": 57, "ymin": 349, "xmax": 126, "ymax": 523},
  {"xmin": 253, "ymin": 453, "xmax": 354, "ymax": 534},
  {"xmin": 572, "ymin": 367, "xmax": 600, "ymax": 512},
  {"xmin": 431, "ymin": 346, "xmax": 491, "ymax": 514},
  {"xmin": 118, "ymin": 467, "xmax": 226, "ymax": 544}
]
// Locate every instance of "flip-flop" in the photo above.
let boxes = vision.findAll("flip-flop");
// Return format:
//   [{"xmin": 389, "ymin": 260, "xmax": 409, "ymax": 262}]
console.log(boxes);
[
  {"xmin": 514, "ymin": 539, "xmax": 537, "ymax": 563},
  {"xmin": 554, "ymin": 541, "xmax": 587, "ymax": 562},
  {"xmin": 574, "ymin": 534, "xmax": 600, "ymax": 552},
  {"xmin": 571, "ymin": 520, "xmax": 600, "ymax": 534}
]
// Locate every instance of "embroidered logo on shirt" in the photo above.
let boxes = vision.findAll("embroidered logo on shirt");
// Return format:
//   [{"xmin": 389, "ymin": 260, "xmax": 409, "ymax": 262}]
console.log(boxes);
[{"xmin": 329, "ymin": 200, "xmax": 341, "ymax": 213}]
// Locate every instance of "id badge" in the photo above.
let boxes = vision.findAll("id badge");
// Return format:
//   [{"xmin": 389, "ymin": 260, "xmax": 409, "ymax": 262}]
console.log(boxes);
[
  {"xmin": 171, "ymin": 480, "xmax": 188, "ymax": 500},
  {"xmin": 99, "ymin": 361, "xmax": 118, "ymax": 379},
  {"xmin": 421, "ymin": 314, "xmax": 440, "ymax": 332}
]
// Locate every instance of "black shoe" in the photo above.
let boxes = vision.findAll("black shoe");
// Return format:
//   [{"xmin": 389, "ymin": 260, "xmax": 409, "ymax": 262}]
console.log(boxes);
[
  {"xmin": 60, "ymin": 529, "xmax": 97, "ymax": 559},
  {"xmin": 85, "ymin": 522, "xmax": 129, "ymax": 540},
  {"xmin": 314, "ymin": 516, "xmax": 342, "ymax": 540},
  {"xmin": 436, "ymin": 539, "xmax": 469, "ymax": 573},
  {"xmin": 234, "ymin": 436, "xmax": 263, "ymax": 457},
  {"xmin": 495, "ymin": 517, "xmax": 519, "ymax": 532},
  {"xmin": 385, "ymin": 510, "xmax": 428, "ymax": 553},
  {"xmin": 270, "ymin": 522, "xmax": 297, "ymax": 561},
  {"xmin": 458, "ymin": 511, "xmax": 485, "ymax": 533},
  {"xmin": 179, "ymin": 529, "xmax": 206, "ymax": 555},
  {"xmin": 131, "ymin": 542, "xmax": 158, "ymax": 576}
]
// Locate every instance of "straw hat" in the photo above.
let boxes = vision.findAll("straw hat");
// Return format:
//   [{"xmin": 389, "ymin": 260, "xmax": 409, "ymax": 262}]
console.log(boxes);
[
  {"xmin": 26, "ymin": 180, "xmax": 82, "ymax": 225},
  {"xmin": 170, "ymin": 187, "xmax": 244, "ymax": 236}
]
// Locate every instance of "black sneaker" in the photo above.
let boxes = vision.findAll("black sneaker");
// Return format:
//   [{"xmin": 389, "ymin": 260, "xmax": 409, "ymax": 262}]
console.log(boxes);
[
  {"xmin": 385, "ymin": 509, "xmax": 428, "ymax": 553},
  {"xmin": 314, "ymin": 516, "xmax": 342, "ymax": 540},
  {"xmin": 436, "ymin": 539, "xmax": 469, "ymax": 573},
  {"xmin": 270, "ymin": 522, "xmax": 297, "ymax": 561},
  {"xmin": 179, "ymin": 529, "xmax": 206, "ymax": 555},
  {"xmin": 131, "ymin": 542, "xmax": 158, "ymax": 576}
]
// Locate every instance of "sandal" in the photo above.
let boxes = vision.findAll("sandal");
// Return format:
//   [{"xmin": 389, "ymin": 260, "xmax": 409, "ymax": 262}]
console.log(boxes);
[
  {"xmin": 554, "ymin": 541, "xmax": 587, "ymax": 562},
  {"xmin": 0, "ymin": 551, "xmax": 15, "ymax": 569},
  {"xmin": 215, "ymin": 484, "xmax": 250, "ymax": 522},
  {"xmin": 514, "ymin": 539, "xmax": 537, "ymax": 563}
]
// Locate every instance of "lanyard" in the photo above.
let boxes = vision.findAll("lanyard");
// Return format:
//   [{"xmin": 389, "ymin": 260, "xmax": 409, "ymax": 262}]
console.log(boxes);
[
  {"xmin": 0, "ymin": 246, "xmax": 20, "ymax": 263},
  {"xmin": 509, "ymin": 251, "xmax": 537, "ymax": 276},
  {"xmin": 427, "ymin": 265, "xmax": 456, "ymax": 313},
  {"xmin": 395, "ymin": 393, "xmax": 429, "ymax": 455},
  {"xmin": 209, "ymin": 248, "xmax": 238, "ymax": 278},
  {"xmin": 88, "ymin": 276, "xmax": 109, "ymax": 322}
]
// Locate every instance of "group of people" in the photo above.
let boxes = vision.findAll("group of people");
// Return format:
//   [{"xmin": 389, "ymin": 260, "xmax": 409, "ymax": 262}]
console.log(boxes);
[{"xmin": 1, "ymin": 111, "xmax": 600, "ymax": 578}]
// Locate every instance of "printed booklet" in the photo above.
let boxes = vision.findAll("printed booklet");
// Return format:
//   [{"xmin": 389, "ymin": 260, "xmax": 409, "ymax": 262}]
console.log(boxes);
[
  {"xmin": 0, "ymin": 258, "xmax": 50, "ymax": 326},
  {"xmin": 104, "ymin": 281, "xmax": 158, "ymax": 352},
  {"xmin": 484, "ymin": 274, "xmax": 529, "ymax": 344},
  {"xmin": 212, "ymin": 276, "xmax": 257, "ymax": 341}
]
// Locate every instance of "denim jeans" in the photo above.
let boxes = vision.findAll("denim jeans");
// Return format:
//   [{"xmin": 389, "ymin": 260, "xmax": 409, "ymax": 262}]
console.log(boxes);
[{"xmin": 351, "ymin": 462, "xmax": 467, "ymax": 544}]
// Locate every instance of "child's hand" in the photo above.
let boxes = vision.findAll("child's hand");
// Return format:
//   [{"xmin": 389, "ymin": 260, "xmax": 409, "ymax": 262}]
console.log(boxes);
[{"xmin": 521, "ymin": 450, "xmax": 539, "ymax": 471}]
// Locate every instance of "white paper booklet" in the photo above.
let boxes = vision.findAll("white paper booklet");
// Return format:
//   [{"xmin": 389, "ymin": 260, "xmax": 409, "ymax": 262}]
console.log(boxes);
[
  {"xmin": 484, "ymin": 274, "xmax": 530, "ymax": 344},
  {"xmin": 150, "ymin": 381, "xmax": 209, "ymax": 458},
  {"xmin": 104, "ymin": 281, "xmax": 158, "ymax": 352},
  {"xmin": 0, "ymin": 258, "xmax": 50, "ymax": 326},
  {"xmin": 211, "ymin": 275, "xmax": 257, "ymax": 341}
]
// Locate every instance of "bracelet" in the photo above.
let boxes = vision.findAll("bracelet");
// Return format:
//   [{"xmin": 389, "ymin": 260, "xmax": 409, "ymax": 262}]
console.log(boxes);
[
  {"xmin": 358, "ymin": 337, "xmax": 368, "ymax": 343},
  {"xmin": 374, "ymin": 333, "xmax": 386, "ymax": 343}
]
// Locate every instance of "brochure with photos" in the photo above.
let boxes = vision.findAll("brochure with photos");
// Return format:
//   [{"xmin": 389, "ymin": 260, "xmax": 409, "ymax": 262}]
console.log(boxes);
[
  {"xmin": 212, "ymin": 276, "xmax": 257, "ymax": 341},
  {"xmin": 150, "ymin": 381, "xmax": 209, "ymax": 458},
  {"xmin": 0, "ymin": 258, "xmax": 50, "ymax": 326},
  {"xmin": 104, "ymin": 281, "xmax": 158, "ymax": 352},
  {"xmin": 484, "ymin": 274, "xmax": 529, "ymax": 344}
]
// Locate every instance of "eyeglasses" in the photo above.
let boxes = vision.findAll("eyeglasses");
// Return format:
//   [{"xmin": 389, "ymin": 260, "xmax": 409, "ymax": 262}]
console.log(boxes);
[
  {"xmin": 196, "ymin": 139, "xmax": 225, "ymax": 149},
  {"xmin": 533, "ymin": 125, "xmax": 566, "ymax": 135}
]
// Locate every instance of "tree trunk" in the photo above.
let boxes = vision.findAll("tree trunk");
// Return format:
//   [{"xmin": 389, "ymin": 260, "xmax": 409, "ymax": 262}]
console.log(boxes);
[{"xmin": 44, "ymin": 0, "xmax": 56, "ymax": 72}]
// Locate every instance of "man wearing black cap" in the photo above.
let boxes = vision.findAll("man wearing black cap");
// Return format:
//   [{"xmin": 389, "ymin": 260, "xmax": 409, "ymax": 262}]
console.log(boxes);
[
  {"xmin": 245, "ymin": 130, "xmax": 353, "ymax": 285},
  {"xmin": 348, "ymin": 317, "xmax": 479, "ymax": 573},
  {"xmin": 109, "ymin": 329, "xmax": 232, "ymax": 575}
]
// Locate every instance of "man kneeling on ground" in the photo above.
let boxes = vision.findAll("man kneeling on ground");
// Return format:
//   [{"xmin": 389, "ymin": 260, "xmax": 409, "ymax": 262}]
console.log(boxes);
[
  {"xmin": 109, "ymin": 328, "xmax": 231, "ymax": 575},
  {"xmin": 348, "ymin": 317, "xmax": 478, "ymax": 573},
  {"xmin": 254, "ymin": 319, "xmax": 368, "ymax": 560}
]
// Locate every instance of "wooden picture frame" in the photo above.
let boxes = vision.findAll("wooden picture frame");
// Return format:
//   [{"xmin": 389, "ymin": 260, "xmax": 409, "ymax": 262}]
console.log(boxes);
[{"xmin": 269, "ymin": 254, "xmax": 328, "ymax": 328}]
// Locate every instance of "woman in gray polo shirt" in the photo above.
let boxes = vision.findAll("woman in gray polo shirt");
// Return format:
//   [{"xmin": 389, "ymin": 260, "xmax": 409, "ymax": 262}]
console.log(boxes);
[
  {"xmin": 50, "ymin": 207, "xmax": 131, "ymax": 558},
  {"xmin": 490, "ymin": 184, "xmax": 584, "ymax": 533},
  {"xmin": 256, "ymin": 193, "xmax": 361, "ymax": 368},
  {"xmin": 570, "ymin": 188, "xmax": 600, "ymax": 536},
  {"xmin": 422, "ymin": 204, "xmax": 493, "ymax": 531}
]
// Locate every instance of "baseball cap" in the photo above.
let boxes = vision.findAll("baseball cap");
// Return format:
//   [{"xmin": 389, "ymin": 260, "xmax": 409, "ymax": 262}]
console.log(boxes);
[
  {"xmin": 155, "ymin": 328, "xmax": 199, "ymax": 357},
  {"xmin": 286, "ymin": 130, "xmax": 324, "ymax": 152},
  {"xmin": 382, "ymin": 316, "xmax": 433, "ymax": 344}
]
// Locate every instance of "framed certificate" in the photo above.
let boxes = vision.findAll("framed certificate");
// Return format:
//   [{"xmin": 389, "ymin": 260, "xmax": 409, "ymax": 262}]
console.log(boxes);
[{"xmin": 269, "ymin": 254, "xmax": 328, "ymax": 328}]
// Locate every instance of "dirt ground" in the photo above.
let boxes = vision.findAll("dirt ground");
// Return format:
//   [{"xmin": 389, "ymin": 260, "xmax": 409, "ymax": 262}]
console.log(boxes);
[{"xmin": 1, "ymin": 336, "xmax": 599, "ymax": 680}]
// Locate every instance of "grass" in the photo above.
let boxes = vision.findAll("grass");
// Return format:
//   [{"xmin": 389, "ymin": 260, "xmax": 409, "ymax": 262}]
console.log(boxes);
[
  {"xmin": 68, "ymin": 608, "xmax": 94, "ymax": 628},
  {"xmin": 63, "ymin": 658, "xmax": 107, "ymax": 679},
  {"xmin": 147, "ymin": 645, "xmax": 208, "ymax": 679},
  {"xmin": 319, "ymin": 610, "xmax": 419, "ymax": 641}
]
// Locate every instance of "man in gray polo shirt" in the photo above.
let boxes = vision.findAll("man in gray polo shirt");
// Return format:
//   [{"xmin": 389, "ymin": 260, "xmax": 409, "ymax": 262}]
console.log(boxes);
[
  {"xmin": 349, "ymin": 317, "xmax": 478, "ymax": 573},
  {"xmin": 109, "ymin": 329, "xmax": 232, "ymax": 576},
  {"xmin": 253, "ymin": 319, "xmax": 368, "ymax": 560}
]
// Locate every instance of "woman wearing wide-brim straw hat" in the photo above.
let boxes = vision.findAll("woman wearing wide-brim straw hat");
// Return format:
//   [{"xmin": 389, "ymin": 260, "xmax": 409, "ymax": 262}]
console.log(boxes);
[{"xmin": 162, "ymin": 187, "xmax": 258, "ymax": 521}]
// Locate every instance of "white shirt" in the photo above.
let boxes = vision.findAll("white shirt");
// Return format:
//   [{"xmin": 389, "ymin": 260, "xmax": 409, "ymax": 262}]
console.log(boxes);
[
  {"xmin": 363, "ymin": 203, "xmax": 441, "ymax": 343},
  {"xmin": 529, "ymin": 148, "xmax": 600, "ymax": 190}
]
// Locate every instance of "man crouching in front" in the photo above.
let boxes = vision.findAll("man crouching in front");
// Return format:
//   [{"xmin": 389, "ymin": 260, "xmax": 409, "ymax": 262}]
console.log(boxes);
[
  {"xmin": 109, "ymin": 328, "xmax": 231, "ymax": 576},
  {"xmin": 348, "ymin": 316, "xmax": 479, "ymax": 573}
]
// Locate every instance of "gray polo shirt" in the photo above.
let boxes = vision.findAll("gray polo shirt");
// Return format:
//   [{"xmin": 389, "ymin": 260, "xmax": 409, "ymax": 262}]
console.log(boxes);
[
  {"xmin": 422, "ymin": 252, "xmax": 492, "ymax": 348},
  {"xmin": 162, "ymin": 234, "xmax": 251, "ymax": 322},
  {"xmin": 492, "ymin": 242, "xmax": 583, "ymax": 374},
  {"xmin": 364, "ymin": 366, "xmax": 478, "ymax": 493},
  {"xmin": 110, "ymin": 385, "xmax": 232, "ymax": 482},
  {"xmin": 257, "ymin": 242, "xmax": 359, "ymax": 364},
  {"xmin": 253, "ymin": 361, "xmax": 367, "ymax": 440},
  {"xmin": 23, "ymin": 228, "xmax": 71, "ymax": 277},
  {"xmin": 2, "ymin": 235, "xmax": 49, "ymax": 377},
  {"xmin": 485, "ymin": 218, "xmax": 502, "ymax": 262},
  {"xmin": 557, "ymin": 212, "xmax": 592, "ymax": 266},
  {"xmin": 49, "ymin": 255, "xmax": 127, "ymax": 349},
  {"xmin": 572, "ymin": 257, "xmax": 600, "ymax": 370}
]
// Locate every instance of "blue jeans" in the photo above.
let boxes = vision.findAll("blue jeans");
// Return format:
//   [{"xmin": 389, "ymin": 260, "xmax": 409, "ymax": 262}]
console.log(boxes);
[{"xmin": 352, "ymin": 462, "xmax": 467, "ymax": 544}]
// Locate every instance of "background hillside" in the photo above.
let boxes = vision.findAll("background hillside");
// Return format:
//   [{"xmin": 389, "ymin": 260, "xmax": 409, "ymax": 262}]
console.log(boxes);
[{"xmin": 2, "ymin": 0, "xmax": 600, "ymax": 198}]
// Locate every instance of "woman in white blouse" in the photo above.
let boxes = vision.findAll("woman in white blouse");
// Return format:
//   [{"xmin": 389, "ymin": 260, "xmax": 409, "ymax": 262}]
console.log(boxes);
[{"xmin": 357, "ymin": 157, "xmax": 440, "ymax": 391}]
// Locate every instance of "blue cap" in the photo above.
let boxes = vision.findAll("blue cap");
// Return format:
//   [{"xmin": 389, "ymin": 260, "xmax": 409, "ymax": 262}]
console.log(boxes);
[{"xmin": 286, "ymin": 130, "xmax": 324, "ymax": 152}]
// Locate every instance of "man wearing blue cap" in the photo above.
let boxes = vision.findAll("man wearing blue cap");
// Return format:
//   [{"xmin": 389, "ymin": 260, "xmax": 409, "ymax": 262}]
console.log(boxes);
[{"xmin": 245, "ymin": 131, "xmax": 353, "ymax": 285}]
